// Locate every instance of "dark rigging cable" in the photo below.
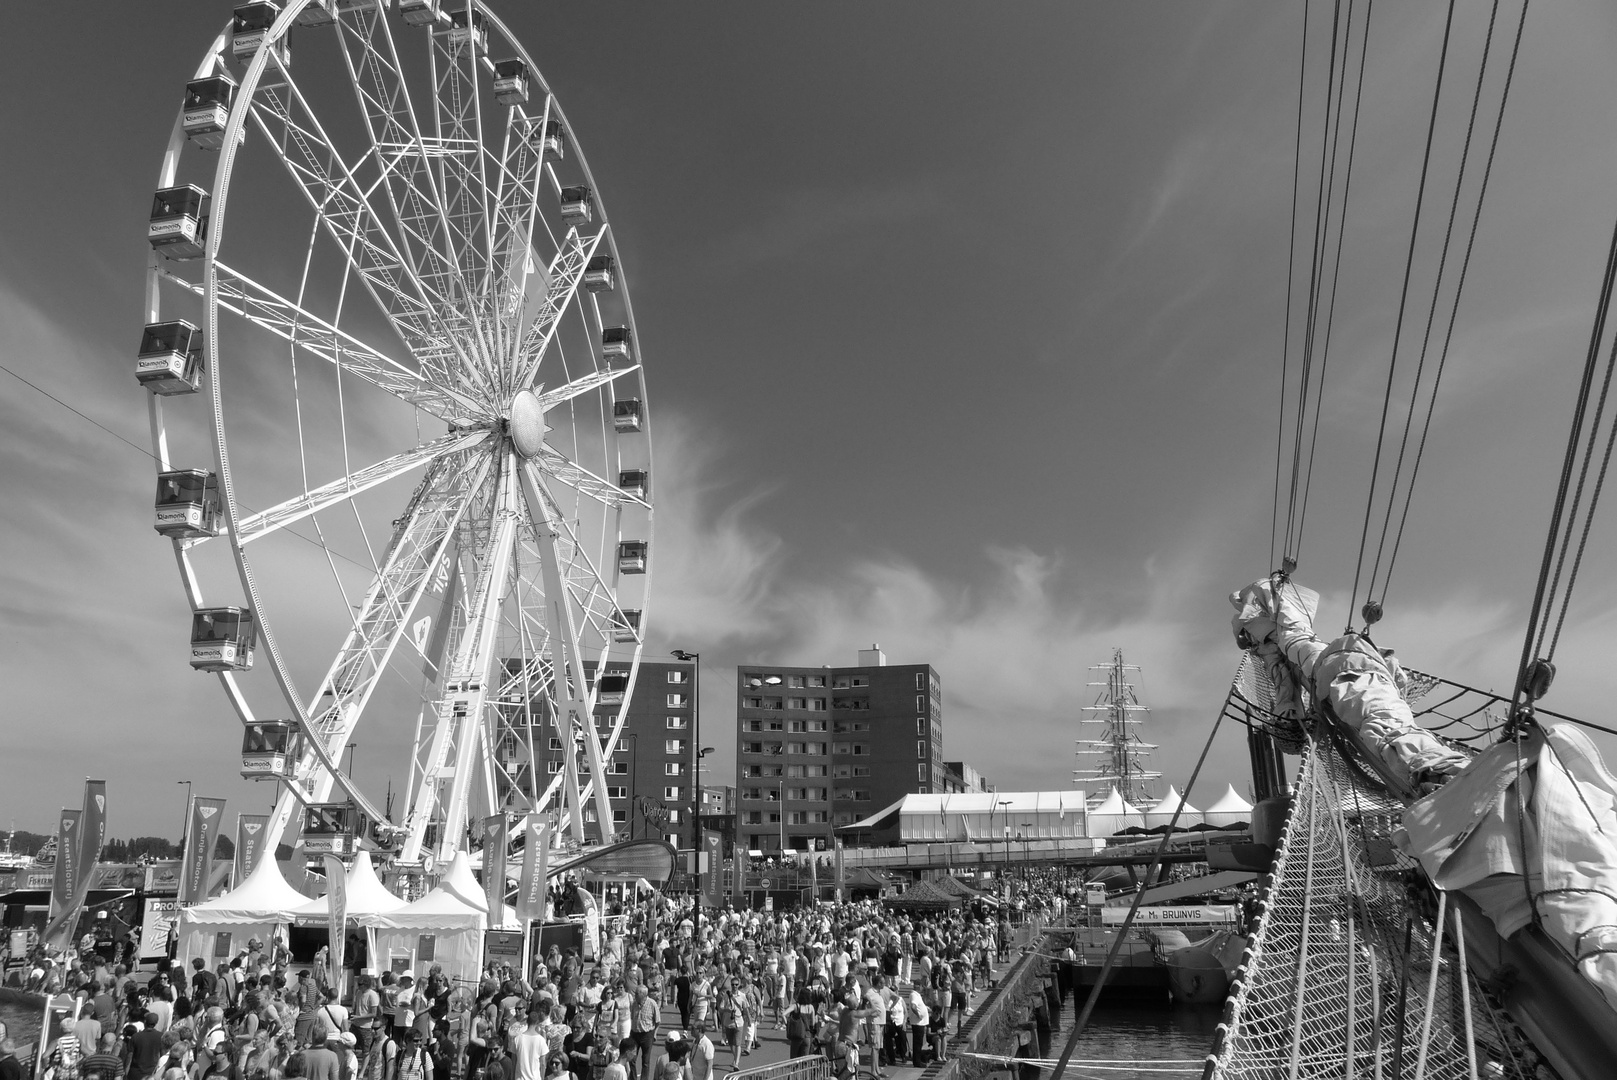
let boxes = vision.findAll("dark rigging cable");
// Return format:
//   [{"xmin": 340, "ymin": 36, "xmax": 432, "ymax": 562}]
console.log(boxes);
[
  {"xmin": 1380, "ymin": 0, "xmax": 1530, "ymax": 602},
  {"xmin": 1366, "ymin": 0, "xmax": 1503, "ymax": 604},
  {"xmin": 1293, "ymin": 0, "xmax": 1374, "ymax": 561},
  {"xmin": 1283, "ymin": 0, "xmax": 1347, "ymax": 563},
  {"xmin": 1273, "ymin": 0, "xmax": 1314, "ymax": 571},
  {"xmin": 1346, "ymin": 0, "xmax": 1458, "ymax": 631},
  {"xmin": 1508, "ymin": 213, "xmax": 1617, "ymax": 713}
]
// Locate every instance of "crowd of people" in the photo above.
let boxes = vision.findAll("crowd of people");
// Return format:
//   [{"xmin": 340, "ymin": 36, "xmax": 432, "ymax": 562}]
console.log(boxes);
[{"xmin": 13, "ymin": 873, "xmax": 1077, "ymax": 1080}]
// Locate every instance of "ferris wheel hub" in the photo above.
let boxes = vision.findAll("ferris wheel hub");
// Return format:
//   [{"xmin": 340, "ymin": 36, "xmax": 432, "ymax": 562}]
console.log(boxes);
[{"xmin": 508, "ymin": 389, "xmax": 549, "ymax": 459}]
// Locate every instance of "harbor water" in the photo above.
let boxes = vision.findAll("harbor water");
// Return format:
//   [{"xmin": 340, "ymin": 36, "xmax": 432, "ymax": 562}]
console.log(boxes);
[{"xmin": 1057, "ymin": 1003, "xmax": 1221, "ymax": 1080}]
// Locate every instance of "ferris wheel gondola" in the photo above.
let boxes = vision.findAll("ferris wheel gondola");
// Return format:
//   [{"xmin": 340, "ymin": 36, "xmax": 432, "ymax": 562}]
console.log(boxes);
[{"xmin": 140, "ymin": 0, "xmax": 653, "ymax": 874}]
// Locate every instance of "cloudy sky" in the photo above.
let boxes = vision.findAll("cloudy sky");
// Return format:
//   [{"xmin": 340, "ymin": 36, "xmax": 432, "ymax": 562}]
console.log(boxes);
[{"xmin": 5, "ymin": 0, "xmax": 1617, "ymax": 841}]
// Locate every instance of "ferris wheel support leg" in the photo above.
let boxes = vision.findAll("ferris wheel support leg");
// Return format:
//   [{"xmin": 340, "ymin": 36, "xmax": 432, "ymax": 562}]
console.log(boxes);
[
  {"xmin": 410, "ymin": 451, "xmax": 522, "ymax": 865},
  {"xmin": 520, "ymin": 461, "xmax": 616, "ymax": 846}
]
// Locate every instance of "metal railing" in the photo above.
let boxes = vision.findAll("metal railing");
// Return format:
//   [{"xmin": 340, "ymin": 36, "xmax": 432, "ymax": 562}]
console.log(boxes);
[{"xmin": 727, "ymin": 1054, "xmax": 833, "ymax": 1080}]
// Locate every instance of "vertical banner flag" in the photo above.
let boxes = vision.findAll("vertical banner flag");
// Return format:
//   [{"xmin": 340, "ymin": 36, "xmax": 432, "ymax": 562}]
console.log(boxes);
[
  {"xmin": 180, "ymin": 797, "xmax": 227, "ymax": 904},
  {"xmin": 809, "ymin": 850, "xmax": 818, "ymax": 899},
  {"xmin": 483, "ymin": 814, "xmax": 508, "ymax": 920},
  {"xmin": 236, "ymin": 815, "xmax": 270, "ymax": 882},
  {"xmin": 50, "ymin": 809, "xmax": 82, "ymax": 918},
  {"xmin": 701, "ymin": 831, "xmax": 723, "ymax": 908},
  {"xmin": 324, "ymin": 855, "xmax": 348, "ymax": 981},
  {"xmin": 514, "ymin": 817, "xmax": 550, "ymax": 925},
  {"xmin": 834, "ymin": 838, "xmax": 845, "ymax": 902},
  {"xmin": 78, "ymin": 781, "xmax": 107, "ymax": 892}
]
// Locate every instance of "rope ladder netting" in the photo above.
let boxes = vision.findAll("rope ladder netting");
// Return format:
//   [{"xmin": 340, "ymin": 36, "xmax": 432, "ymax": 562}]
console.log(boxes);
[{"xmin": 1207, "ymin": 657, "xmax": 1543, "ymax": 1080}]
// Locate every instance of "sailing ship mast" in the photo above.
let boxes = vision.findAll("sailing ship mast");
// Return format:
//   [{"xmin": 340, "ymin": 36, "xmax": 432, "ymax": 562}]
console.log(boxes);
[{"xmin": 1073, "ymin": 648, "xmax": 1161, "ymax": 806}]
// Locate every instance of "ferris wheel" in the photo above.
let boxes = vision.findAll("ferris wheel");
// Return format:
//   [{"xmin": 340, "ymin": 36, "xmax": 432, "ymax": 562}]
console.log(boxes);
[{"xmin": 139, "ymin": 0, "xmax": 653, "ymax": 872}]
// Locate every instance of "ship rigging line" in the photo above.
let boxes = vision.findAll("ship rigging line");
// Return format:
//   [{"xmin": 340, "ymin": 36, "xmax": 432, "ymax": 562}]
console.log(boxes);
[
  {"xmin": 1290, "ymin": 0, "xmax": 1374, "ymax": 563},
  {"xmin": 1346, "ymin": 0, "xmax": 1458, "ymax": 631},
  {"xmin": 1272, "ymin": 0, "xmax": 1314, "ymax": 571},
  {"xmin": 1369, "ymin": 0, "xmax": 1519, "ymax": 607},
  {"xmin": 1511, "ymin": 213, "xmax": 1617, "ymax": 713},
  {"xmin": 1281, "ymin": 0, "xmax": 1346, "ymax": 565}
]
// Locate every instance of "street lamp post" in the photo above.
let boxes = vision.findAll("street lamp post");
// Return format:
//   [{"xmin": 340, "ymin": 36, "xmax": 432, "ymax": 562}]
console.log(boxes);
[
  {"xmin": 1020, "ymin": 823, "xmax": 1034, "ymax": 884},
  {"xmin": 778, "ymin": 780, "xmax": 785, "ymax": 854},
  {"xmin": 622, "ymin": 734, "xmax": 639, "ymax": 838}
]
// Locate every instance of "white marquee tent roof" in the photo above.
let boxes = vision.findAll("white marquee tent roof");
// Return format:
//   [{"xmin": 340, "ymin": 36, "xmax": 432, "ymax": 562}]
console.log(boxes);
[
  {"xmin": 1090, "ymin": 788, "xmax": 1144, "ymax": 816},
  {"xmin": 290, "ymin": 850, "xmax": 406, "ymax": 918},
  {"xmin": 1145, "ymin": 785, "xmax": 1200, "ymax": 818},
  {"xmin": 1204, "ymin": 785, "xmax": 1254, "ymax": 814},
  {"xmin": 180, "ymin": 854, "xmax": 309, "ymax": 924}
]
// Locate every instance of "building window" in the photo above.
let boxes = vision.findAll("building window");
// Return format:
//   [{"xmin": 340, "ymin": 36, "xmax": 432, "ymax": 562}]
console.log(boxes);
[
  {"xmin": 665, "ymin": 740, "xmax": 685, "ymax": 755},
  {"xmin": 607, "ymin": 786, "xmax": 628, "ymax": 799},
  {"xmin": 613, "ymin": 810, "xmax": 628, "ymax": 824},
  {"xmin": 788, "ymin": 788, "xmax": 806, "ymax": 801},
  {"xmin": 851, "ymin": 767, "xmax": 869, "ymax": 778},
  {"xmin": 806, "ymin": 765, "xmax": 827, "ymax": 777},
  {"xmin": 833, "ymin": 742, "xmax": 851, "ymax": 755},
  {"xmin": 788, "ymin": 697, "xmax": 807, "ymax": 710},
  {"xmin": 665, "ymin": 833, "xmax": 680, "ymax": 846},
  {"xmin": 665, "ymin": 763, "xmax": 683, "ymax": 775},
  {"xmin": 767, "ymin": 721, "xmax": 785, "ymax": 731},
  {"xmin": 667, "ymin": 809, "xmax": 681, "ymax": 824},
  {"xmin": 918, "ymin": 741, "xmax": 927, "ymax": 759},
  {"xmin": 743, "ymin": 741, "xmax": 762, "ymax": 754},
  {"xmin": 787, "ymin": 676, "xmax": 805, "ymax": 688},
  {"xmin": 832, "ymin": 676, "xmax": 850, "ymax": 690},
  {"xmin": 855, "ymin": 790, "xmax": 871, "ymax": 801},
  {"xmin": 851, "ymin": 676, "xmax": 869, "ymax": 687},
  {"xmin": 852, "ymin": 744, "xmax": 867, "ymax": 756},
  {"xmin": 787, "ymin": 742, "xmax": 806, "ymax": 755},
  {"xmin": 667, "ymin": 670, "xmax": 689, "ymax": 684},
  {"xmin": 808, "ymin": 787, "xmax": 827, "ymax": 801},
  {"xmin": 742, "ymin": 787, "xmax": 761, "ymax": 800},
  {"xmin": 918, "ymin": 764, "xmax": 927, "ymax": 781},
  {"xmin": 832, "ymin": 698, "xmax": 869, "ymax": 711},
  {"xmin": 808, "ymin": 676, "xmax": 826, "ymax": 688},
  {"xmin": 789, "ymin": 720, "xmax": 807, "ymax": 733},
  {"xmin": 667, "ymin": 717, "xmax": 688, "ymax": 730},
  {"xmin": 745, "ymin": 720, "xmax": 762, "ymax": 732},
  {"xmin": 548, "ymin": 761, "xmax": 562, "ymax": 774},
  {"xmin": 548, "ymin": 737, "xmax": 563, "ymax": 751},
  {"xmin": 786, "ymin": 765, "xmax": 805, "ymax": 778},
  {"xmin": 761, "ymin": 698, "xmax": 783, "ymax": 710},
  {"xmin": 584, "ymin": 808, "xmax": 596, "ymax": 822},
  {"xmin": 917, "ymin": 718, "xmax": 925, "ymax": 735},
  {"xmin": 811, "ymin": 811, "xmax": 830, "ymax": 824},
  {"xmin": 806, "ymin": 742, "xmax": 825, "ymax": 755},
  {"xmin": 916, "ymin": 695, "xmax": 926, "ymax": 712},
  {"xmin": 743, "ymin": 697, "xmax": 762, "ymax": 709},
  {"xmin": 834, "ymin": 765, "xmax": 851, "ymax": 778},
  {"xmin": 809, "ymin": 698, "xmax": 826, "ymax": 711},
  {"xmin": 664, "ymin": 786, "xmax": 683, "ymax": 800},
  {"xmin": 915, "ymin": 673, "xmax": 926, "ymax": 690},
  {"xmin": 608, "ymin": 761, "xmax": 628, "ymax": 775},
  {"xmin": 836, "ymin": 813, "xmax": 854, "ymax": 824},
  {"xmin": 668, "ymin": 693, "xmax": 687, "ymax": 707}
]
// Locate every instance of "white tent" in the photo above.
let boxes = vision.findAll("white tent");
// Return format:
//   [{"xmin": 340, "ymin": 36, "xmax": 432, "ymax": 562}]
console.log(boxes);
[
  {"xmin": 361, "ymin": 876, "xmax": 487, "ymax": 986},
  {"xmin": 175, "ymin": 856, "xmax": 309, "ymax": 968},
  {"xmin": 433, "ymin": 849, "xmax": 522, "ymax": 928},
  {"xmin": 1085, "ymin": 788, "xmax": 1146, "ymax": 837},
  {"xmin": 1144, "ymin": 786, "xmax": 1202, "ymax": 830},
  {"xmin": 289, "ymin": 850, "xmax": 406, "ymax": 924},
  {"xmin": 1203, "ymin": 785, "xmax": 1255, "ymax": 828}
]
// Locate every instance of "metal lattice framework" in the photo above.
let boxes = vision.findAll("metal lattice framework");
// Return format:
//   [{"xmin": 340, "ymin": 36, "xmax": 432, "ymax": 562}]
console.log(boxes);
[{"xmin": 142, "ymin": 1, "xmax": 652, "ymax": 870}]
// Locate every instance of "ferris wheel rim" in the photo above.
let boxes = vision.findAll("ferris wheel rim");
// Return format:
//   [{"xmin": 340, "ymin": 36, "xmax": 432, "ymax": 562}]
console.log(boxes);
[{"xmin": 146, "ymin": 1, "xmax": 655, "ymax": 862}]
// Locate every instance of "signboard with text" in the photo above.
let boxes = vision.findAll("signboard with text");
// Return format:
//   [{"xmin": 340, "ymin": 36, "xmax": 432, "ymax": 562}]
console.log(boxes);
[{"xmin": 1100, "ymin": 905, "xmax": 1237, "ymax": 926}]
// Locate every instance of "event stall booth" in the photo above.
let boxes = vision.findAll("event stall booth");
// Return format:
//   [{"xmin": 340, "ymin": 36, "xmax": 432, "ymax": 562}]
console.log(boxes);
[
  {"xmin": 363, "ymin": 873, "xmax": 486, "ymax": 985},
  {"xmin": 175, "ymin": 855, "xmax": 309, "ymax": 969}
]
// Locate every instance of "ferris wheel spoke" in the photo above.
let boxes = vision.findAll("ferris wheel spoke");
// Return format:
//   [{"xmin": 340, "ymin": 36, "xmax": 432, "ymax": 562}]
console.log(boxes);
[
  {"xmin": 518, "ymin": 460, "xmax": 620, "ymax": 840},
  {"xmin": 332, "ymin": 10, "xmax": 500, "ymax": 402},
  {"xmin": 534, "ymin": 444, "xmax": 647, "ymax": 510},
  {"xmin": 511, "ymin": 226, "xmax": 607, "ymax": 391},
  {"xmin": 243, "ymin": 57, "xmax": 488, "ymax": 400},
  {"xmin": 486, "ymin": 99, "xmax": 553, "ymax": 383},
  {"xmin": 402, "ymin": 451, "xmax": 527, "ymax": 862},
  {"xmin": 177, "ymin": 260, "xmax": 479, "ymax": 418},
  {"xmin": 533, "ymin": 364, "xmax": 640, "ymax": 412},
  {"xmin": 262, "ymin": 448, "xmax": 493, "ymax": 851},
  {"xmin": 522, "ymin": 473, "xmax": 636, "ymax": 641},
  {"xmin": 235, "ymin": 429, "xmax": 490, "ymax": 546},
  {"xmin": 428, "ymin": 22, "xmax": 499, "ymax": 363}
]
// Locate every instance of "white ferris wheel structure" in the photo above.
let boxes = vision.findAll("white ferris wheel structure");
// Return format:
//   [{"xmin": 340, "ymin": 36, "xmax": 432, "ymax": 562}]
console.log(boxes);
[{"xmin": 139, "ymin": 0, "xmax": 653, "ymax": 876}]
